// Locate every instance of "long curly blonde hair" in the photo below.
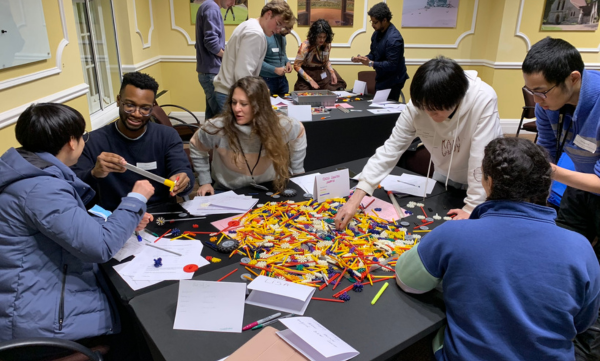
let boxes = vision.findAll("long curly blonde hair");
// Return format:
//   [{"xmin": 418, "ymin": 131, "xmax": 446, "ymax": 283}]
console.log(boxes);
[{"xmin": 205, "ymin": 76, "xmax": 291, "ymax": 191}]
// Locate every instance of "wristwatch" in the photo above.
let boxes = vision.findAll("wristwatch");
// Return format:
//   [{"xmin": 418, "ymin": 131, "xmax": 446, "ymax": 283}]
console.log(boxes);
[{"xmin": 369, "ymin": 61, "xmax": 374, "ymax": 68}]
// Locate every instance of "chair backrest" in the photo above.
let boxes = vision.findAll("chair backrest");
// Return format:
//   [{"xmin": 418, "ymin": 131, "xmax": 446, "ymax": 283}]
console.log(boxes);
[
  {"xmin": 521, "ymin": 88, "xmax": 536, "ymax": 119},
  {"xmin": 0, "ymin": 337, "xmax": 104, "ymax": 361},
  {"xmin": 357, "ymin": 71, "xmax": 377, "ymax": 95},
  {"xmin": 151, "ymin": 104, "xmax": 173, "ymax": 127}
]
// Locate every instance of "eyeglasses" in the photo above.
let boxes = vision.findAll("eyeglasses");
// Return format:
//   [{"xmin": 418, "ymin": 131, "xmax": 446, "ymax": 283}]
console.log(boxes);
[
  {"xmin": 369, "ymin": 19, "xmax": 380, "ymax": 25},
  {"xmin": 122, "ymin": 102, "xmax": 153, "ymax": 117},
  {"xmin": 522, "ymin": 84, "xmax": 557, "ymax": 99},
  {"xmin": 82, "ymin": 131, "xmax": 89, "ymax": 143},
  {"xmin": 473, "ymin": 167, "xmax": 483, "ymax": 182}
]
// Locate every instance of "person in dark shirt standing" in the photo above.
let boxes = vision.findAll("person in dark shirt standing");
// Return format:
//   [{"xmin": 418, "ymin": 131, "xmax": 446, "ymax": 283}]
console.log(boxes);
[
  {"xmin": 351, "ymin": 3, "xmax": 408, "ymax": 102},
  {"xmin": 195, "ymin": 0, "xmax": 234, "ymax": 120},
  {"xmin": 72, "ymin": 72, "xmax": 194, "ymax": 212}
]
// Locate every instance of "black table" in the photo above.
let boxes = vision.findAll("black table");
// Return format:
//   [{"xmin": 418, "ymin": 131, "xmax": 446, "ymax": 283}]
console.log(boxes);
[
  {"xmin": 109, "ymin": 158, "xmax": 466, "ymax": 361},
  {"xmin": 301, "ymin": 98, "xmax": 402, "ymax": 171}
]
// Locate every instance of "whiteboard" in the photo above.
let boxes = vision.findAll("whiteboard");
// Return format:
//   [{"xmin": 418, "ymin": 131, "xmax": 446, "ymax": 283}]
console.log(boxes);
[{"xmin": 0, "ymin": 0, "xmax": 51, "ymax": 69}]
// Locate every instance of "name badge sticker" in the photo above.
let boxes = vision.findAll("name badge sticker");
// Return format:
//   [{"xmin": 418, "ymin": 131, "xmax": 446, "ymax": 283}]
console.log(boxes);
[
  {"xmin": 137, "ymin": 161, "xmax": 157, "ymax": 171},
  {"xmin": 574, "ymin": 135, "xmax": 598, "ymax": 153},
  {"xmin": 272, "ymin": 48, "xmax": 280, "ymax": 53},
  {"xmin": 320, "ymin": 72, "xmax": 327, "ymax": 80}
]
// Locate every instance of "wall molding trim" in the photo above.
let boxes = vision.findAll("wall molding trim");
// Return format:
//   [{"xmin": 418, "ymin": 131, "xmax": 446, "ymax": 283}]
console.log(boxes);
[
  {"xmin": 0, "ymin": 0, "xmax": 69, "ymax": 91},
  {"xmin": 405, "ymin": 0, "xmax": 479, "ymax": 49},
  {"xmin": 170, "ymin": 0, "xmax": 194, "ymax": 45},
  {"xmin": 0, "ymin": 83, "xmax": 89, "ymax": 130},
  {"xmin": 134, "ymin": 0, "xmax": 154, "ymax": 49},
  {"xmin": 122, "ymin": 55, "xmax": 600, "ymax": 72}
]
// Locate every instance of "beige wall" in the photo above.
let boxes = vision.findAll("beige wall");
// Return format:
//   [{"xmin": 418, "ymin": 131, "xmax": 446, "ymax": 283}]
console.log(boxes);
[{"xmin": 2, "ymin": 0, "xmax": 600, "ymax": 154}]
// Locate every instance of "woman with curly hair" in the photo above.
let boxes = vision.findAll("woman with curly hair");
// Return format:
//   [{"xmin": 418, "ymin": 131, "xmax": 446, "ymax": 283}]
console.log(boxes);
[
  {"xmin": 190, "ymin": 76, "xmax": 307, "ymax": 195},
  {"xmin": 394, "ymin": 137, "xmax": 600, "ymax": 361},
  {"xmin": 293, "ymin": 19, "xmax": 347, "ymax": 91}
]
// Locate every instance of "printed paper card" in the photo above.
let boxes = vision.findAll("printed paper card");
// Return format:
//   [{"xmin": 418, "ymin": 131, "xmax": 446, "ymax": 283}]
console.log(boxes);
[{"xmin": 313, "ymin": 169, "xmax": 350, "ymax": 203}]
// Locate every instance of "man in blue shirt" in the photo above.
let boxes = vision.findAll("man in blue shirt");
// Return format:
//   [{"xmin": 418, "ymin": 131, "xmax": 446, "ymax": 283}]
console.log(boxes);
[
  {"xmin": 260, "ymin": 25, "xmax": 293, "ymax": 96},
  {"xmin": 72, "ymin": 72, "xmax": 194, "ymax": 212},
  {"xmin": 195, "ymin": 0, "xmax": 234, "ymax": 120},
  {"xmin": 351, "ymin": 3, "xmax": 408, "ymax": 102},
  {"xmin": 522, "ymin": 37, "xmax": 600, "ymax": 361}
]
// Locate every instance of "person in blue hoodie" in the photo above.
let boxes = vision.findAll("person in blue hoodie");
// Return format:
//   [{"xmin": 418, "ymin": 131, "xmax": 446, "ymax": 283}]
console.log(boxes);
[
  {"xmin": 395, "ymin": 137, "xmax": 600, "ymax": 361},
  {"xmin": 0, "ymin": 104, "xmax": 154, "ymax": 346},
  {"xmin": 351, "ymin": 2, "xmax": 408, "ymax": 102},
  {"xmin": 522, "ymin": 37, "xmax": 600, "ymax": 361}
]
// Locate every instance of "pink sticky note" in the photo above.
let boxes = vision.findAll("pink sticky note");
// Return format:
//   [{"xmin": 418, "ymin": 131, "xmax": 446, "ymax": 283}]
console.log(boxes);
[
  {"xmin": 360, "ymin": 196, "xmax": 408, "ymax": 221},
  {"xmin": 210, "ymin": 214, "xmax": 244, "ymax": 231},
  {"xmin": 326, "ymin": 103, "xmax": 354, "ymax": 109}
]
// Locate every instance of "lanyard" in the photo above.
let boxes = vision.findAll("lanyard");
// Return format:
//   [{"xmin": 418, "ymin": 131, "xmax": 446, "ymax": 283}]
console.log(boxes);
[
  {"xmin": 233, "ymin": 133, "xmax": 263, "ymax": 183},
  {"xmin": 555, "ymin": 106, "xmax": 574, "ymax": 163}
]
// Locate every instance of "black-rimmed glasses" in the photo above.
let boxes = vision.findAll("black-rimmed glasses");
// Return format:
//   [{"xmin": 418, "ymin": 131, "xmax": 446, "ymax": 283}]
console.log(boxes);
[
  {"xmin": 522, "ymin": 84, "xmax": 557, "ymax": 99},
  {"xmin": 123, "ymin": 102, "xmax": 153, "ymax": 117}
]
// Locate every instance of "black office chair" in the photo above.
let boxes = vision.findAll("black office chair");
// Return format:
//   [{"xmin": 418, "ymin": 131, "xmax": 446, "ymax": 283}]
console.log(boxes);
[
  {"xmin": 0, "ymin": 337, "xmax": 104, "ymax": 361},
  {"xmin": 516, "ymin": 87, "xmax": 538, "ymax": 142},
  {"xmin": 152, "ymin": 103, "xmax": 200, "ymax": 142}
]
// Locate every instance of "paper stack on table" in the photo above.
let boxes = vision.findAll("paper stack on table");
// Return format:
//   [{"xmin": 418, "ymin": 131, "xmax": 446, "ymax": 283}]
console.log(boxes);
[
  {"xmin": 246, "ymin": 276, "xmax": 315, "ymax": 315},
  {"xmin": 181, "ymin": 191, "xmax": 258, "ymax": 216},
  {"xmin": 113, "ymin": 238, "xmax": 208, "ymax": 291},
  {"xmin": 380, "ymin": 174, "xmax": 436, "ymax": 197}
]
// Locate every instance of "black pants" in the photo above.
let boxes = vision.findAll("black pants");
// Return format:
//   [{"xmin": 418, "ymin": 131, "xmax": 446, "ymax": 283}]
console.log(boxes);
[
  {"xmin": 386, "ymin": 80, "xmax": 407, "ymax": 102},
  {"xmin": 556, "ymin": 187, "xmax": 600, "ymax": 361}
]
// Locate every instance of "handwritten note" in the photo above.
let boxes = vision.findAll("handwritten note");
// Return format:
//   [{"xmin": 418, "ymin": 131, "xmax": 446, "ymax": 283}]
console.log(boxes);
[
  {"xmin": 313, "ymin": 169, "xmax": 350, "ymax": 203},
  {"xmin": 277, "ymin": 317, "xmax": 359, "ymax": 361},
  {"xmin": 173, "ymin": 280, "xmax": 247, "ymax": 333}
]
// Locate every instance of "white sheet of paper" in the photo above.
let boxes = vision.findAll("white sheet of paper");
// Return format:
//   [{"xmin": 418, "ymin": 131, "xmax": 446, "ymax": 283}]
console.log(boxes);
[
  {"xmin": 384, "ymin": 103, "xmax": 407, "ymax": 111},
  {"xmin": 246, "ymin": 276, "xmax": 315, "ymax": 315},
  {"xmin": 313, "ymin": 169, "xmax": 350, "ymax": 203},
  {"xmin": 271, "ymin": 97, "xmax": 293, "ymax": 107},
  {"xmin": 332, "ymin": 91, "xmax": 357, "ymax": 98},
  {"xmin": 131, "ymin": 241, "xmax": 208, "ymax": 281},
  {"xmin": 173, "ymin": 280, "xmax": 247, "ymax": 333},
  {"xmin": 380, "ymin": 174, "xmax": 436, "ymax": 197},
  {"xmin": 287, "ymin": 105, "xmax": 313, "ymax": 122},
  {"xmin": 113, "ymin": 263, "xmax": 162, "ymax": 291},
  {"xmin": 291, "ymin": 173, "xmax": 320, "ymax": 193},
  {"xmin": 181, "ymin": 191, "xmax": 258, "ymax": 216},
  {"xmin": 372, "ymin": 89, "xmax": 391, "ymax": 104},
  {"xmin": 277, "ymin": 317, "xmax": 359, "ymax": 361},
  {"xmin": 352, "ymin": 80, "xmax": 367, "ymax": 95},
  {"xmin": 368, "ymin": 108, "xmax": 402, "ymax": 115},
  {"xmin": 112, "ymin": 232, "xmax": 152, "ymax": 262}
]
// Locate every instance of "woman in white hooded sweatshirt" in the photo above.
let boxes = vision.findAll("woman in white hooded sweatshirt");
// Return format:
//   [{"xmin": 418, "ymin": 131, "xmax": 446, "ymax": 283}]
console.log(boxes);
[{"xmin": 335, "ymin": 56, "xmax": 503, "ymax": 229}]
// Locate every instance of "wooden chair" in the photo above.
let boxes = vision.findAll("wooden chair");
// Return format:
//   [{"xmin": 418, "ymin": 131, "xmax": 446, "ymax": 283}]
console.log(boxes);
[{"xmin": 516, "ymin": 88, "xmax": 538, "ymax": 142}]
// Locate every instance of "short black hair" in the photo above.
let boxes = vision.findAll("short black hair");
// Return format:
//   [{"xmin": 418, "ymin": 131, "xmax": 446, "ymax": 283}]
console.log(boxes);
[
  {"xmin": 410, "ymin": 56, "xmax": 469, "ymax": 111},
  {"xmin": 368, "ymin": 3, "xmax": 392, "ymax": 22},
  {"xmin": 307, "ymin": 19, "xmax": 334, "ymax": 47},
  {"xmin": 15, "ymin": 103, "xmax": 86, "ymax": 156},
  {"xmin": 120, "ymin": 72, "xmax": 159, "ymax": 96},
  {"xmin": 522, "ymin": 37, "xmax": 584, "ymax": 87},
  {"xmin": 482, "ymin": 137, "xmax": 552, "ymax": 206}
]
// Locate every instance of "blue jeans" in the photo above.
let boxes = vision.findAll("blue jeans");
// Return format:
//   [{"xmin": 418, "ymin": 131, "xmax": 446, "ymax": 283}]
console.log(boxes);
[
  {"xmin": 215, "ymin": 91, "xmax": 228, "ymax": 115},
  {"xmin": 198, "ymin": 73, "xmax": 218, "ymax": 120},
  {"xmin": 262, "ymin": 76, "xmax": 289, "ymax": 96}
]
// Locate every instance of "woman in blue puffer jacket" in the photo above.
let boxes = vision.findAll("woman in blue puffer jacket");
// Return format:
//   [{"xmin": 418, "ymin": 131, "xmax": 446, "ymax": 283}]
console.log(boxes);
[{"xmin": 0, "ymin": 103, "xmax": 154, "ymax": 342}]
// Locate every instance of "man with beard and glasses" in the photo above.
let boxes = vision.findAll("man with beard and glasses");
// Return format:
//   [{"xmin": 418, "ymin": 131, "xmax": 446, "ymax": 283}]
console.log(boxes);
[{"xmin": 72, "ymin": 72, "xmax": 194, "ymax": 215}]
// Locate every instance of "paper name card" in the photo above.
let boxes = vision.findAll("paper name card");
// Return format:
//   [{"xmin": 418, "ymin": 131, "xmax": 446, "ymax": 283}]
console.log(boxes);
[
  {"xmin": 372, "ymin": 88, "xmax": 391, "ymax": 104},
  {"xmin": 277, "ymin": 317, "xmax": 359, "ymax": 361},
  {"xmin": 246, "ymin": 276, "xmax": 315, "ymax": 315},
  {"xmin": 288, "ymin": 105, "xmax": 312, "ymax": 122},
  {"xmin": 352, "ymin": 80, "xmax": 367, "ymax": 95},
  {"xmin": 313, "ymin": 169, "xmax": 350, "ymax": 203}
]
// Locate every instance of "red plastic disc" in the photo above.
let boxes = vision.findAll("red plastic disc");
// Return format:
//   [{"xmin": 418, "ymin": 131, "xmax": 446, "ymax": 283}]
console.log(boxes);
[
  {"xmin": 183, "ymin": 264, "xmax": 199, "ymax": 273},
  {"xmin": 228, "ymin": 220, "xmax": 240, "ymax": 227}
]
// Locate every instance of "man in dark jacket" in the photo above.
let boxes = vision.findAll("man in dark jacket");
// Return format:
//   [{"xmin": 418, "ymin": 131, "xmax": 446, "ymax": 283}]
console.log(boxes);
[{"xmin": 352, "ymin": 2, "xmax": 408, "ymax": 102}]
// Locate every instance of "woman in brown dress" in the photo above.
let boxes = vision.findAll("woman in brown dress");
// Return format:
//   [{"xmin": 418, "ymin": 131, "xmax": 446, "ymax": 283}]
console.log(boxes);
[{"xmin": 293, "ymin": 19, "xmax": 347, "ymax": 91}]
